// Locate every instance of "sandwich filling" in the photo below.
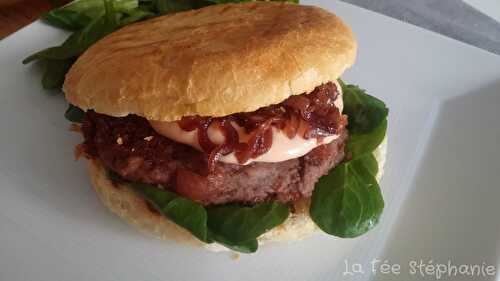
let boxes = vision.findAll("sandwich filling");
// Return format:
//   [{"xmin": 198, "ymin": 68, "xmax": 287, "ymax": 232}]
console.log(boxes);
[
  {"xmin": 149, "ymin": 81, "xmax": 344, "ymax": 165},
  {"xmin": 80, "ymin": 82, "xmax": 348, "ymax": 205}
]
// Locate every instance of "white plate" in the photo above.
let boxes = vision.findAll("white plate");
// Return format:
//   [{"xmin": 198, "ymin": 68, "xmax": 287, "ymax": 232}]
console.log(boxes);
[{"xmin": 1, "ymin": 1, "xmax": 499, "ymax": 280}]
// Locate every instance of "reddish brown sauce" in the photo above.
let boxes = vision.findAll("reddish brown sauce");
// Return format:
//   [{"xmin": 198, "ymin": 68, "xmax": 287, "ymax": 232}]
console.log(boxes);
[{"xmin": 177, "ymin": 82, "xmax": 344, "ymax": 170}]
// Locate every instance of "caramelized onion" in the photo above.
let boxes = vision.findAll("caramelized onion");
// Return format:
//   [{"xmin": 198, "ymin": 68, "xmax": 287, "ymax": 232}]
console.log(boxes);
[{"xmin": 177, "ymin": 82, "xmax": 344, "ymax": 167}]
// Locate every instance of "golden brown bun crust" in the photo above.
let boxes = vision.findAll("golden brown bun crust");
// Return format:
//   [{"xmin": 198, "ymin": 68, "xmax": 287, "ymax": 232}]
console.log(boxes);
[
  {"xmin": 64, "ymin": 2, "xmax": 357, "ymax": 121},
  {"xmin": 86, "ymin": 140, "xmax": 386, "ymax": 252}
]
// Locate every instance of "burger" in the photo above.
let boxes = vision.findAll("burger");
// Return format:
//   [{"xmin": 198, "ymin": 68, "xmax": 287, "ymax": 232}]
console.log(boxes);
[{"xmin": 61, "ymin": 2, "xmax": 388, "ymax": 253}]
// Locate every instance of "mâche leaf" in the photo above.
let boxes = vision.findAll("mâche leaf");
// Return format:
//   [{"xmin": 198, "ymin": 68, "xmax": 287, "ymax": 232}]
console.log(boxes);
[
  {"xmin": 60, "ymin": 0, "xmax": 137, "ymax": 18},
  {"xmin": 310, "ymin": 155, "xmax": 384, "ymax": 238},
  {"xmin": 221, "ymin": 240, "xmax": 258, "ymax": 253},
  {"xmin": 340, "ymin": 81, "xmax": 388, "ymax": 159},
  {"xmin": 205, "ymin": 0, "xmax": 298, "ymax": 3},
  {"xmin": 42, "ymin": 9, "xmax": 92, "ymax": 30},
  {"xmin": 347, "ymin": 118, "xmax": 387, "ymax": 159},
  {"xmin": 64, "ymin": 104, "xmax": 85, "ymax": 122},
  {"xmin": 340, "ymin": 81, "xmax": 388, "ymax": 135},
  {"xmin": 127, "ymin": 181, "xmax": 211, "ymax": 242},
  {"xmin": 118, "ymin": 8, "xmax": 155, "ymax": 26},
  {"xmin": 208, "ymin": 231, "xmax": 258, "ymax": 253},
  {"xmin": 204, "ymin": 0, "xmax": 251, "ymax": 3},
  {"xmin": 43, "ymin": 0, "xmax": 139, "ymax": 30},
  {"xmin": 24, "ymin": 14, "xmax": 117, "ymax": 63},
  {"xmin": 153, "ymin": 0, "xmax": 198, "ymax": 14},
  {"xmin": 352, "ymin": 152, "xmax": 378, "ymax": 177},
  {"xmin": 42, "ymin": 58, "xmax": 75, "ymax": 89},
  {"xmin": 23, "ymin": 1, "xmax": 121, "ymax": 63},
  {"xmin": 107, "ymin": 171, "xmax": 290, "ymax": 252},
  {"xmin": 207, "ymin": 202, "xmax": 289, "ymax": 244},
  {"xmin": 310, "ymin": 81, "xmax": 387, "ymax": 238},
  {"xmin": 24, "ymin": 0, "xmax": 130, "ymax": 99}
]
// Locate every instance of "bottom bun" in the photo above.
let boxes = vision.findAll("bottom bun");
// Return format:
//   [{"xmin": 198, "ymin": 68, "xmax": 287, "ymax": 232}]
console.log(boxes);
[{"xmin": 87, "ymin": 139, "xmax": 387, "ymax": 252}]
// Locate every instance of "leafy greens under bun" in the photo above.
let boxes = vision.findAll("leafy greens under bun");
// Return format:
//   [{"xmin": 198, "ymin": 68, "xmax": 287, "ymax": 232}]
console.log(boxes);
[
  {"xmin": 87, "ymin": 139, "xmax": 385, "ymax": 252},
  {"xmin": 63, "ymin": 2, "xmax": 357, "ymax": 121}
]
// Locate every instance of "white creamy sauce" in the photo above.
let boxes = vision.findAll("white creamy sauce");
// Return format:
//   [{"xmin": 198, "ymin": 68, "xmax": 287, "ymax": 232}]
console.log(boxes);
[{"xmin": 149, "ymin": 81, "xmax": 343, "ymax": 165}]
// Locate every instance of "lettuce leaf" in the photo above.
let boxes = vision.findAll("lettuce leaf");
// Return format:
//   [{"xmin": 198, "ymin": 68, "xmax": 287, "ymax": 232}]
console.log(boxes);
[
  {"xmin": 341, "ymin": 81, "xmax": 388, "ymax": 134},
  {"xmin": 64, "ymin": 104, "xmax": 85, "ymax": 122},
  {"xmin": 348, "ymin": 118, "xmax": 387, "ymax": 160},
  {"xmin": 129, "ymin": 181, "xmax": 212, "ymax": 242},
  {"xmin": 23, "ymin": 0, "xmax": 124, "ymax": 89},
  {"xmin": 205, "ymin": 0, "xmax": 298, "ymax": 3},
  {"xmin": 207, "ymin": 202, "xmax": 289, "ymax": 244},
  {"xmin": 310, "ymin": 154, "xmax": 384, "ymax": 237},
  {"xmin": 152, "ymin": 0, "xmax": 200, "ymax": 14},
  {"xmin": 107, "ymin": 171, "xmax": 289, "ymax": 253},
  {"xmin": 42, "ymin": 0, "xmax": 139, "ymax": 29},
  {"xmin": 310, "ymin": 82, "xmax": 387, "ymax": 238},
  {"xmin": 340, "ymin": 80, "xmax": 388, "ymax": 159}
]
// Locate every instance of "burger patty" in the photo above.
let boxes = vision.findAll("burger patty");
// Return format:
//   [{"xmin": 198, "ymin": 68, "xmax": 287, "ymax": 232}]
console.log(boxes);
[{"xmin": 81, "ymin": 112, "xmax": 348, "ymax": 205}]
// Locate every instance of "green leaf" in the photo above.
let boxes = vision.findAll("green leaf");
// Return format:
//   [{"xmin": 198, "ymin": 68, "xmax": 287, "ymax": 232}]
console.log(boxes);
[
  {"xmin": 106, "ymin": 171, "xmax": 290, "ymax": 252},
  {"xmin": 44, "ymin": 0, "xmax": 156, "ymax": 30},
  {"xmin": 153, "ymin": 0, "xmax": 196, "ymax": 14},
  {"xmin": 80, "ymin": 0, "xmax": 121, "ymax": 45},
  {"xmin": 310, "ymin": 156, "xmax": 384, "ymax": 238},
  {"xmin": 103, "ymin": 0, "xmax": 118, "ymax": 26},
  {"xmin": 207, "ymin": 201, "xmax": 289, "ymax": 244},
  {"xmin": 347, "ymin": 118, "xmax": 387, "ymax": 159},
  {"xmin": 24, "ymin": 1, "xmax": 120, "ymax": 65},
  {"xmin": 341, "ymin": 81, "xmax": 388, "ymax": 134},
  {"xmin": 340, "ymin": 81, "xmax": 388, "ymax": 159},
  {"xmin": 42, "ymin": 58, "xmax": 75, "ymax": 89},
  {"xmin": 309, "ymin": 81, "xmax": 388, "ymax": 239},
  {"xmin": 204, "ymin": 0, "xmax": 247, "ymax": 3},
  {"xmin": 151, "ymin": 0, "xmax": 229, "ymax": 14},
  {"xmin": 224, "ymin": 240, "xmax": 258, "ymax": 253},
  {"xmin": 352, "ymin": 153, "xmax": 378, "ymax": 177},
  {"xmin": 64, "ymin": 104, "xmax": 86, "ymax": 122},
  {"xmin": 118, "ymin": 8, "xmax": 155, "ymax": 26},
  {"xmin": 42, "ymin": 10, "xmax": 92, "ymax": 30},
  {"xmin": 128, "ymin": 182, "xmax": 211, "ymax": 242},
  {"xmin": 205, "ymin": 0, "xmax": 298, "ymax": 3},
  {"xmin": 23, "ymin": 45, "xmax": 70, "ymax": 64},
  {"xmin": 65, "ymin": 0, "xmax": 136, "ymax": 20},
  {"xmin": 208, "ymin": 231, "xmax": 258, "ymax": 253}
]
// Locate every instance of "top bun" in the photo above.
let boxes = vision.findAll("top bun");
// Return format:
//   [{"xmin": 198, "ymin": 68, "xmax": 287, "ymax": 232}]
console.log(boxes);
[{"xmin": 64, "ymin": 2, "xmax": 357, "ymax": 121}]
